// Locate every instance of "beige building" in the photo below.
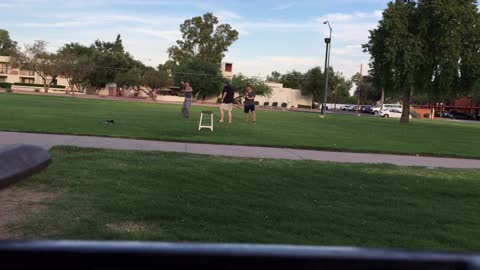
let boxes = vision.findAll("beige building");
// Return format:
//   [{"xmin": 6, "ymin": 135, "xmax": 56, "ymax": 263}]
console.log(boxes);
[
  {"xmin": 221, "ymin": 62, "xmax": 233, "ymax": 80},
  {"xmin": 255, "ymin": 82, "xmax": 313, "ymax": 108},
  {"xmin": 0, "ymin": 56, "xmax": 69, "ymax": 91}
]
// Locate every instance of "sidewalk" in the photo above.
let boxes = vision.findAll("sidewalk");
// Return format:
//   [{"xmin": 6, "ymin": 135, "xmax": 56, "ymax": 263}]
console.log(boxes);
[{"xmin": 1, "ymin": 131, "xmax": 480, "ymax": 169}]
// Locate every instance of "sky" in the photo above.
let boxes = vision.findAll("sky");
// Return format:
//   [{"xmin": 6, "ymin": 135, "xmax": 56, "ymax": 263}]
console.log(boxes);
[{"xmin": 0, "ymin": 0, "xmax": 391, "ymax": 80}]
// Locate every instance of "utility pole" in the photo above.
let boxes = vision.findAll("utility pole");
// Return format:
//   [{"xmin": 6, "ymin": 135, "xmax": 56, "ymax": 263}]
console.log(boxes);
[
  {"xmin": 334, "ymin": 84, "xmax": 338, "ymax": 110},
  {"xmin": 381, "ymin": 88, "xmax": 385, "ymax": 111},
  {"xmin": 321, "ymin": 21, "xmax": 332, "ymax": 116},
  {"xmin": 357, "ymin": 64, "xmax": 363, "ymax": 112}
]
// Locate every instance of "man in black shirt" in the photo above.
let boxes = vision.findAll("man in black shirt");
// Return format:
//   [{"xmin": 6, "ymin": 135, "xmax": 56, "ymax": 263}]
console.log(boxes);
[{"xmin": 219, "ymin": 81, "xmax": 234, "ymax": 124}]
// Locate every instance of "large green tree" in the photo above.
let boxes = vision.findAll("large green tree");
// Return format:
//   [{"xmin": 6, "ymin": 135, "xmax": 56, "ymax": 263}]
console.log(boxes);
[
  {"xmin": 173, "ymin": 57, "xmax": 226, "ymax": 99},
  {"xmin": 280, "ymin": 70, "xmax": 304, "ymax": 89},
  {"xmin": 231, "ymin": 73, "xmax": 272, "ymax": 100},
  {"xmin": 168, "ymin": 13, "xmax": 239, "ymax": 64},
  {"xmin": 0, "ymin": 29, "xmax": 17, "ymax": 56},
  {"xmin": 417, "ymin": 0, "xmax": 480, "ymax": 102},
  {"xmin": 88, "ymin": 35, "xmax": 139, "ymax": 94},
  {"xmin": 364, "ymin": 0, "xmax": 480, "ymax": 123},
  {"xmin": 364, "ymin": 0, "xmax": 424, "ymax": 123}
]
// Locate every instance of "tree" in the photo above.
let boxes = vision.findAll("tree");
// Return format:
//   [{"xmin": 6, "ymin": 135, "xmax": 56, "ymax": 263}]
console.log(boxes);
[
  {"xmin": 280, "ymin": 70, "xmax": 303, "ymax": 89},
  {"xmin": 0, "ymin": 29, "xmax": 17, "ymax": 56},
  {"xmin": 11, "ymin": 40, "xmax": 62, "ymax": 93},
  {"xmin": 168, "ymin": 13, "xmax": 239, "ymax": 64},
  {"xmin": 301, "ymin": 67, "xmax": 323, "ymax": 103},
  {"xmin": 173, "ymin": 57, "xmax": 226, "ymax": 99},
  {"xmin": 364, "ymin": 0, "xmax": 480, "ymax": 123},
  {"xmin": 115, "ymin": 69, "xmax": 171, "ymax": 100},
  {"xmin": 364, "ymin": 0, "xmax": 424, "ymax": 123},
  {"xmin": 231, "ymin": 73, "xmax": 272, "ymax": 100},
  {"xmin": 88, "ymin": 36, "xmax": 138, "ymax": 94},
  {"xmin": 417, "ymin": 0, "xmax": 480, "ymax": 102},
  {"xmin": 329, "ymin": 71, "xmax": 353, "ymax": 104},
  {"xmin": 351, "ymin": 73, "xmax": 380, "ymax": 104},
  {"xmin": 158, "ymin": 60, "xmax": 176, "ymax": 75},
  {"xmin": 58, "ymin": 52, "xmax": 93, "ymax": 95},
  {"xmin": 266, "ymin": 71, "xmax": 282, "ymax": 82}
]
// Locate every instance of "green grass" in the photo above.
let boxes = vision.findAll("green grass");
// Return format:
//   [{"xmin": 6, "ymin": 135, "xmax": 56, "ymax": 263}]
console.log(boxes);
[
  {"xmin": 1, "ymin": 93, "xmax": 479, "ymax": 158},
  {"xmin": 12, "ymin": 147, "xmax": 480, "ymax": 251}
]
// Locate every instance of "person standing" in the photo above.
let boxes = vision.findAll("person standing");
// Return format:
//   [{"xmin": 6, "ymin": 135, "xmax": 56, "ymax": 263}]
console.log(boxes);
[
  {"xmin": 219, "ymin": 81, "xmax": 234, "ymax": 124},
  {"xmin": 244, "ymin": 84, "xmax": 256, "ymax": 124},
  {"xmin": 181, "ymin": 81, "xmax": 193, "ymax": 118}
]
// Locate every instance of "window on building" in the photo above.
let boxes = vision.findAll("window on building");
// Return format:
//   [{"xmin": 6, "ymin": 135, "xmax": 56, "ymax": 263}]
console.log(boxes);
[
  {"xmin": 225, "ymin": 63, "xmax": 232, "ymax": 72},
  {"xmin": 0, "ymin": 76, "xmax": 6, "ymax": 82},
  {"xmin": 0, "ymin": 63, "xmax": 8, "ymax": 74},
  {"xmin": 20, "ymin": 69, "xmax": 35, "ymax": 76},
  {"xmin": 21, "ymin": 77, "xmax": 35, "ymax": 84}
]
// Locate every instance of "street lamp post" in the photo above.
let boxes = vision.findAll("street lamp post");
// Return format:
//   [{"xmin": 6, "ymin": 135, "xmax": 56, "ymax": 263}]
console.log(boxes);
[{"xmin": 321, "ymin": 21, "xmax": 332, "ymax": 116}]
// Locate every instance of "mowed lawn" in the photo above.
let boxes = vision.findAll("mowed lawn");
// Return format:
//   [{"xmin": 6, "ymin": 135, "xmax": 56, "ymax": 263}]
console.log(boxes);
[
  {"xmin": 9, "ymin": 147, "xmax": 480, "ymax": 251},
  {"xmin": 1, "ymin": 93, "xmax": 479, "ymax": 158}
]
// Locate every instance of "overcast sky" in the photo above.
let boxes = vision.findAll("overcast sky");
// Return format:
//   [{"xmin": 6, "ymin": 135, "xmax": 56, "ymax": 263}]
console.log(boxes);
[{"xmin": 1, "ymin": 0, "xmax": 390, "ymax": 79}]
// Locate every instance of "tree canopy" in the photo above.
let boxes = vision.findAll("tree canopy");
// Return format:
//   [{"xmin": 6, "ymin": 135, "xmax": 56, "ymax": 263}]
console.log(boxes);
[
  {"xmin": 0, "ymin": 29, "xmax": 17, "ymax": 56},
  {"xmin": 173, "ymin": 57, "xmax": 226, "ymax": 98},
  {"xmin": 168, "ymin": 13, "xmax": 239, "ymax": 64},
  {"xmin": 231, "ymin": 73, "xmax": 272, "ymax": 98},
  {"xmin": 364, "ymin": 0, "xmax": 480, "ymax": 123}
]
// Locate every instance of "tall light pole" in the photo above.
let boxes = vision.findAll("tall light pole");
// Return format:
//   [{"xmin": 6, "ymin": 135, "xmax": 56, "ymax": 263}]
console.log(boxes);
[{"xmin": 321, "ymin": 21, "xmax": 332, "ymax": 115}]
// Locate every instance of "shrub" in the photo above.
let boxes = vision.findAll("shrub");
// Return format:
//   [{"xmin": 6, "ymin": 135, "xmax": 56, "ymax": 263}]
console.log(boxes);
[
  {"xmin": 410, "ymin": 110, "xmax": 420, "ymax": 119},
  {"xmin": 254, "ymin": 101, "xmax": 259, "ymax": 105},
  {"xmin": 13, "ymin": 82, "xmax": 66, "ymax": 89},
  {"xmin": 298, "ymin": 104, "xmax": 311, "ymax": 109},
  {"xmin": 264, "ymin": 102, "xmax": 269, "ymax": 106},
  {"xmin": 34, "ymin": 89, "xmax": 40, "ymax": 93},
  {"xmin": 0, "ymin": 82, "xmax": 12, "ymax": 89},
  {"xmin": 424, "ymin": 113, "xmax": 430, "ymax": 118},
  {"xmin": 272, "ymin": 102, "xmax": 278, "ymax": 107},
  {"xmin": 281, "ymin": 102, "xmax": 288, "ymax": 108}
]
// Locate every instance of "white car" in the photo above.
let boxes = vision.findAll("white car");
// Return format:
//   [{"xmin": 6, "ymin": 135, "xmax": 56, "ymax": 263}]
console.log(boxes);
[
  {"xmin": 340, "ymin": 105, "xmax": 356, "ymax": 111},
  {"xmin": 379, "ymin": 108, "xmax": 412, "ymax": 119},
  {"xmin": 372, "ymin": 104, "xmax": 403, "ymax": 115}
]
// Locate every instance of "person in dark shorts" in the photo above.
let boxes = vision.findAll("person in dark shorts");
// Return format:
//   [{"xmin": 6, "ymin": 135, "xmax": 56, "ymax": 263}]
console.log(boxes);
[
  {"xmin": 181, "ymin": 81, "xmax": 193, "ymax": 118},
  {"xmin": 219, "ymin": 81, "xmax": 235, "ymax": 124},
  {"xmin": 244, "ymin": 84, "xmax": 256, "ymax": 124}
]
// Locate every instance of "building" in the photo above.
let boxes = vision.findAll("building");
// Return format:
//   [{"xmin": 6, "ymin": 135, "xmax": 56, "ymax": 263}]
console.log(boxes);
[
  {"xmin": 0, "ymin": 56, "xmax": 69, "ymax": 91},
  {"xmin": 221, "ymin": 62, "xmax": 233, "ymax": 80},
  {"xmin": 255, "ymin": 82, "xmax": 313, "ymax": 108}
]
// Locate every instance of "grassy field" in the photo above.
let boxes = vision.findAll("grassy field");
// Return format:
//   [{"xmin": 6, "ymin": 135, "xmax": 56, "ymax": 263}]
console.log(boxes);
[
  {"xmin": 9, "ymin": 146, "xmax": 480, "ymax": 251},
  {"xmin": 1, "ymin": 93, "xmax": 479, "ymax": 158}
]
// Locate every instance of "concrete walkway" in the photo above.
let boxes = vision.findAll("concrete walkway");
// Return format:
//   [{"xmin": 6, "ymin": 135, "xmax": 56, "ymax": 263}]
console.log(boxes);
[{"xmin": 1, "ymin": 131, "xmax": 479, "ymax": 169}]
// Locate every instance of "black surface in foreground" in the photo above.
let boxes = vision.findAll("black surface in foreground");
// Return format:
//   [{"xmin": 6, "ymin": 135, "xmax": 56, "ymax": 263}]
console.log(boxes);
[
  {"xmin": 0, "ymin": 144, "xmax": 50, "ymax": 189},
  {"xmin": 0, "ymin": 241, "xmax": 478, "ymax": 270}
]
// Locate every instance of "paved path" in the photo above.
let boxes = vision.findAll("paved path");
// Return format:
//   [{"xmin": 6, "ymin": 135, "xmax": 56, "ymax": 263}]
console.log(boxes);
[{"xmin": 1, "ymin": 131, "xmax": 479, "ymax": 169}]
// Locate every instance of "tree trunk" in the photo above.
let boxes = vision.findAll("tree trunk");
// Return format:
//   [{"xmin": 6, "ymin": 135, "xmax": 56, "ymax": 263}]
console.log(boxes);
[
  {"xmin": 42, "ymin": 78, "xmax": 49, "ymax": 93},
  {"xmin": 400, "ymin": 87, "xmax": 411, "ymax": 124}
]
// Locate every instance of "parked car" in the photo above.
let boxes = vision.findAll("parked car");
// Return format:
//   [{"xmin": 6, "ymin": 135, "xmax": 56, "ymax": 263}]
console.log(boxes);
[
  {"xmin": 340, "ymin": 105, "xmax": 356, "ymax": 111},
  {"xmin": 371, "ymin": 104, "xmax": 403, "ymax": 115},
  {"xmin": 360, "ymin": 105, "xmax": 372, "ymax": 113},
  {"xmin": 379, "ymin": 108, "xmax": 412, "ymax": 119},
  {"xmin": 441, "ymin": 111, "xmax": 474, "ymax": 120}
]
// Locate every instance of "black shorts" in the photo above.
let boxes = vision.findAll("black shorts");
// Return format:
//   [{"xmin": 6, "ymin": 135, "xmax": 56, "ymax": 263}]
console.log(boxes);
[{"xmin": 244, "ymin": 105, "xmax": 255, "ymax": 113}]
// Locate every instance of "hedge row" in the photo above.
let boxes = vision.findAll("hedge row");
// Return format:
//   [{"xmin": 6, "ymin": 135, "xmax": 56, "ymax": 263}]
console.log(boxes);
[
  {"xmin": 13, "ymin": 82, "xmax": 66, "ymax": 89},
  {"xmin": 0, "ymin": 82, "xmax": 12, "ymax": 89}
]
